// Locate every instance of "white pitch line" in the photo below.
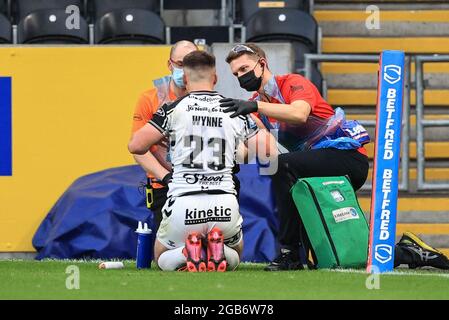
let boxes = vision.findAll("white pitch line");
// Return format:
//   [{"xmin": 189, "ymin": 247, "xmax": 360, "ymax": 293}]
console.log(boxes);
[{"xmin": 327, "ymin": 268, "xmax": 449, "ymax": 279}]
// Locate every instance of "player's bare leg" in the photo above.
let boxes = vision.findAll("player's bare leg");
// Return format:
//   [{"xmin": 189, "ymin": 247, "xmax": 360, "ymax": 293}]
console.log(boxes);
[{"xmin": 155, "ymin": 239, "xmax": 187, "ymax": 271}]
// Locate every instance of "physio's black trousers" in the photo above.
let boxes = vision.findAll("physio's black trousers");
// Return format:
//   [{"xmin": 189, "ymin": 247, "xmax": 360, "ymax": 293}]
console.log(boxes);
[
  {"xmin": 271, "ymin": 148, "xmax": 369, "ymax": 253},
  {"xmin": 151, "ymin": 187, "xmax": 168, "ymax": 232}
]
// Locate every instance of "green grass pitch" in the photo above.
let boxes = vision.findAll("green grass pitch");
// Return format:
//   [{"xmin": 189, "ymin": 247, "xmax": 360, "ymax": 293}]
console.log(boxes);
[{"xmin": 1, "ymin": 260, "xmax": 449, "ymax": 300}]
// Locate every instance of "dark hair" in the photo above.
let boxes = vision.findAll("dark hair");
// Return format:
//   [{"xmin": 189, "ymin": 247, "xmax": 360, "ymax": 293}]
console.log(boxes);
[
  {"xmin": 183, "ymin": 51, "xmax": 216, "ymax": 70},
  {"xmin": 225, "ymin": 43, "xmax": 266, "ymax": 64}
]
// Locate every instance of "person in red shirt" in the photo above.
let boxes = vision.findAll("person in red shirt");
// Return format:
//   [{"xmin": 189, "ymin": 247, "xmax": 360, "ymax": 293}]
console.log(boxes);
[{"xmin": 221, "ymin": 43, "xmax": 449, "ymax": 271}]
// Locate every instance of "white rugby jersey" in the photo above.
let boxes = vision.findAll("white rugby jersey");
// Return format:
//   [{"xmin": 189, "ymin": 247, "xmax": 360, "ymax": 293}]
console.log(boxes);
[{"xmin": 149, "ymin": 90, "xmax": 258, "ymax": 198}]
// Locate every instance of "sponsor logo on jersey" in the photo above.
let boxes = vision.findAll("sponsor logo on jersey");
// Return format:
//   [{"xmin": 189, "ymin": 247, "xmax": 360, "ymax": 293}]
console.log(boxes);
[
  {"xmin": 186, "ymin": 103, "xmax": 222, "ymax": 113},
  {"xmin": 190, "ymin": 95, "xmax": 221, "ymax": 103},
  {"xmin": 185, "ymin": 206, "xmax": 232, "ymax": 225},
  {"xmin": 155, "ymin": 106, "xmax": 165, "ymax": 117},
  {"xmin": 183, "ymin": 173, "xmax": 225, "ymax": 185}
]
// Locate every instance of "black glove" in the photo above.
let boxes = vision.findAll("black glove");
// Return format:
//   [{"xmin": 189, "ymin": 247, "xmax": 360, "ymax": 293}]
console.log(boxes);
[
  {"xmin": 219, "ymin": 98, "xmax": 258, "ymax": 118},
  {"xmin": 161, "ymin": 172, "xmax": 172, "ymax": 186}
]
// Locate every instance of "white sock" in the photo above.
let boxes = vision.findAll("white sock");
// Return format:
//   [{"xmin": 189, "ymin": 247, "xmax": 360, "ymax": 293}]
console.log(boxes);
[
  {"xmin": 224, "ymin": 245, "xmax": 240, "ymax": 271},
  {"xmin": 158, "ymin": 246, "xmax": 186, "ymax": 271}
]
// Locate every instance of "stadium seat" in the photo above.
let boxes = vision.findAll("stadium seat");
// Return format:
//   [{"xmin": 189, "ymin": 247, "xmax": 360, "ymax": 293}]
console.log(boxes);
[
  {"xmin": 245, "ymin": 8, "xmax": 318, "ymax": 73},
  {"xmin": 163, "ymin": 0, "xmax": 222, "ymax": 10},
  {"xmin": 169, "ymin": 26, "xmax": 230, "ymax": 45},
  {"xmin": 0, "ymin": 13, "xmax": 11, "ymax": 43},
  {"xmin": 90, "ymin": 0, "xmax": 159, "ymax": 22},
  {"xmin": 0, "ymin": 0, "xmax": 8, "ymax": 18},
  {"xmin": 236, "ymin": 0, "xmax": 309, "ymax": 24},
  {"xmin": 12, "ymin": 0, "xmax": 85, "ymax": 24},
  {"xmin": 95, "ymin": 9, "xmax": 164, "ymax": 45},
  {"xmin": 17, "ymin": 9, "xmax": 89, "ymax": 44}
]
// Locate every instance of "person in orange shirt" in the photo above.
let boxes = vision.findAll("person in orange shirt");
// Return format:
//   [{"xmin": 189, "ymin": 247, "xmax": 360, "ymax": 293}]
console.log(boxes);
[{"xmin": 131, "ymin": 40, "xmax": 198, "ymax": 231}]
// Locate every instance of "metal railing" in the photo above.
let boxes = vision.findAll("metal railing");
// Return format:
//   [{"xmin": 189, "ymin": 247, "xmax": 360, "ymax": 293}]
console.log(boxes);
[
  {"xmin": 304, "ymin": 54, "xmax": 411, "ymax": 191},
  {"xmin": 415, "ymin": 55, "xmax": 449, "ymax": 190}
]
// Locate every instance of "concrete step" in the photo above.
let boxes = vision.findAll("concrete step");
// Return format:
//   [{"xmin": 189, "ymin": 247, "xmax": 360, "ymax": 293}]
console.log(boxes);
[
  {"xmin": 324, "ymin": 73, "xmax": 449, "ymax": 89},
  {"xmin": 395, "ymin": 211, "xmax": 449, "ymax": 223},
  {"xmin": 315, "ymin": 10, "xmax": 449, "ymax": 36},
  {"xmin": 358, "ymin": 197, "xmax": 449, "ymax": 250},
  {"xmin": 349, "ymin": 113, "xmax": 449, "ymax": 125},
  {"xmin": 358, "ymin": 197, "xmax": 449, "ymax": 212},
  {"xmin": 322, "ymin": 37, "xmax": 449, "ymax": 54},
  {"xmin": 347, "ymin": 114, "xmax": 449, "ymax": 141},
  {"xmin": 322, "ymin": 62, "xmax": 449, "ymax": 74},
  {"xmin": 315, "ymin": 1, "xmax": 449, "ymax": 11},
  {"xmin": 320, "ymin": 62, "xmax": 449, "ymax": 89},
  {"xmin": 364, "ymin": 141, "xmax": 449, "ymax": 159},
  {"xmin": 366, "ymin": 168, "xmax": 449, "ymax": 181},
  {"xmin": 328, "ymin": 89, "xmax": 449, "ymax": 106}
]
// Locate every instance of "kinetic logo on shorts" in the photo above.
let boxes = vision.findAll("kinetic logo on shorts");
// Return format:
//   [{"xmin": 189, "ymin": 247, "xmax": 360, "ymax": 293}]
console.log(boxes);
[
  {"xmin": 368, "ymin": 51, "xmax": 405, "ymax": 273},
  {"xmin": 185, "ymin": 206, "xmax": 232, "ymax": 225}
]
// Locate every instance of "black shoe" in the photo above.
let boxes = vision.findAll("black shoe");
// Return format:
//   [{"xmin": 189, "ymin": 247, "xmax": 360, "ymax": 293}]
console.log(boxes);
[
  {"xmin": 398, "ymin": 231, "xmax": 449, "ymax": 270},
  {"xmin": 264, "ymin": 249, "xmax": 304, "ymax": 271}
]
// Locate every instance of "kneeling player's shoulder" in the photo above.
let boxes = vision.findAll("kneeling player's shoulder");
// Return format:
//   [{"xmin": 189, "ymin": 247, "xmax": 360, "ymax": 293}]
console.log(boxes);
[{"xmin": 159, "ymin": 95, "xmax": 189, "ymax": 113}]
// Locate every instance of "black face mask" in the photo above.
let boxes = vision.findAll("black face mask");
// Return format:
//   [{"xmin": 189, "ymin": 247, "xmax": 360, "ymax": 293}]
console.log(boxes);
[{"xmin": 238, "ymin": 61, "xmax": 264, "ymax": 92}]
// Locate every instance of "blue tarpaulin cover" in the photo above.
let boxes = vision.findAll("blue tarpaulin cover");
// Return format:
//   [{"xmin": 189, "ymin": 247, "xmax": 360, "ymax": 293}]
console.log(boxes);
[{"xmin": 33, "ymin": 165, "xmax": 279, "ymax": 262}]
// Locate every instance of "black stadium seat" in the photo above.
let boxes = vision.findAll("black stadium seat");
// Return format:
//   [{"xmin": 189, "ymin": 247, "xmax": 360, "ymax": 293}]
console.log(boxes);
[
  {"xmin": 95, "ymin": 9, "xmax": 164, "ymax": 45},
  {"xmin": 91, "ymin": 0, "xmax": 159, "ymax": 22},
  {"xmin": 237, "ymin": 0, "xmax": 309, "ymax": 24},
  {"xmin": 245, "ymin": 8, "xmax": 318, "ymax": 69},
  {"xmin": 163, "ymin": 0, "xmax": 221, "ymax": 10},
  {"xmin": 0, "ymin": 0, "xmax": 8, "ymax": 16},
  {"xmin": 169, "ymin": 26, "xmax": 229, "ymax": 45},
  {"xmin": 12, "ymin": 0, "xmax": 85, "ymax": 24},
  {"xmin": 0, "ymin": 13, "xmax": 11, "ymax": 43},
  {"xmin": 18, "ymin": 9, "xmax": 89, "ymax": 44}
]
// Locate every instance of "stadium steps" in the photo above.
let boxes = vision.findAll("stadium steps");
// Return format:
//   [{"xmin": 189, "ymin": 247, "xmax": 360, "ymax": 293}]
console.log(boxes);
[
  {"xmin": 347, "ymin": 113, "xmax": 449, "ymax": 142},
  {"xmin": 328, "ymin": 89, "xmax": 449, "ymax": 106},
  {"xmin": 315, "ymin": 10, "xmax": 449, "ymax": 37},
  {"xmin": 348, "ymin": 114, "xmax": 449, "ymax": 125},
  {"xmin": 366, "ymin": 168, "xmax": 449, "ymax": 181},
  {"xmin": 315, "ymin": 9, "xmax": 449, "ymax": 90},
  {"xmin": 363, "ymin": 142, "xmax": 449, "ymax": 159},
  {"xmin": 358, "ymin": 197, "xmax": 449, "ymax": 212},
  {"xmin": 312, "ymin": 0, "xmax": 449, "ymax": 261},
  {"xmin": 358, "ymin": 197, "xmax": 449, "ymax": 253},
  {"xmin": 321, "ymin": 62, "xmax": 449, "ymax": 89}
]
